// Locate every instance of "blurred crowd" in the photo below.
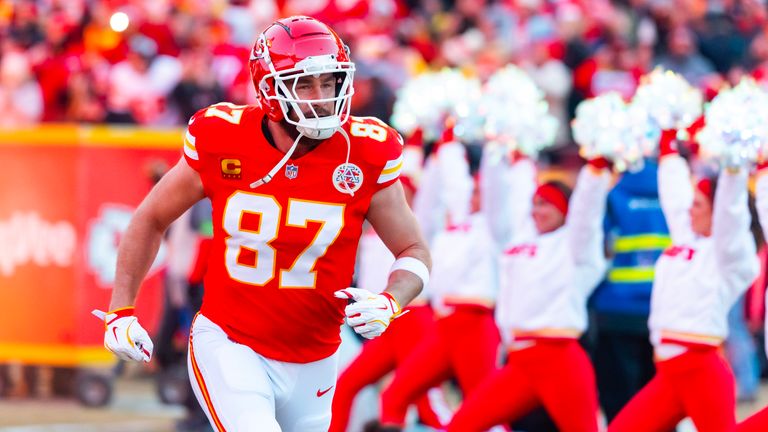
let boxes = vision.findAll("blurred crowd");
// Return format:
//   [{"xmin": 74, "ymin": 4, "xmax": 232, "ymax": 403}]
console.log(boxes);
[{"xmin": 1, "ymin": 0, "xmax": 767, "ymax": 144}]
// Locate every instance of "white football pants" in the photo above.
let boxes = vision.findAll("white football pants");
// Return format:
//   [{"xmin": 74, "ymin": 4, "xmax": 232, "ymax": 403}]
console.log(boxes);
[{"xmin": 187, "ymin": 313, "xmax": 339, "ymax": 432}]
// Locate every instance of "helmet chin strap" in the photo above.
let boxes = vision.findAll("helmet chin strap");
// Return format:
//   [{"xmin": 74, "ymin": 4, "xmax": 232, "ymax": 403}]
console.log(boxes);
[
  {"xmin": 336, "ymin": 126, "xmax": 354, "ymax": 196},
  {"xmin": 250, "ymin": 131, "xmax": 304, "ymax": 189}
]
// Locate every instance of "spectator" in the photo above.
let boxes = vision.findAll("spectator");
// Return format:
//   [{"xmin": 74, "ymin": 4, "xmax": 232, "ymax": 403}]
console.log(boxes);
[
  {"xmin": 105, "ymin": 35, "xmax": 180, "ymax": 124},
  {"xmin": 170, "ymin": 48, "xmax": 225, "ymax": 124},
  {"xmin": 205, "ymin": 20, "xmax": 250, "ymax": 105},
  {"xmin": 0, "ymin": 49, "xmax": 43, "ymax": 126},
  {"xmin": 105, "ymin": 35, "xmax": 155, "ymax": 123},
  {"xmin": 655, "ymin": 24, "xmax": 717, "ymax": 88},
  {"xmin": 521, "ymin": 38, "xmax": 572, "ymax": 147},
  {"xmin": 350, "ymin": 62, "xmax": 396, "ymax": 120},
  {"xmin": 221, "ymin": 0, "xmax": 263, "ymax": 48},
  {"xmin": 693, "ymin": 8, "xmax": 752, "ymax": 75},
  {"xmin": 137, "ymin": 2, "xmax": 180, "ymax": 57},
  {"xmin": 748, "ymin": 31, "xmax": 768, "ymax": 84},
  {"xmin": 31, "ymin": 12, "xmax": 83, "ymax": 122},
  {"xmin": 589, "ymin": 159, "xmax": 670, "ymax": 424},
  {"xmin": 8, "ymin": 1, "xmax": 43, "ymax": 49},
  {"xmin": 81, "ymin": 2, "xmax": 127, "ymax": 64},
  {"xmin": 64, "ymin": 70, "xmax": 105, "ymax": 122},
  {"xmin": 574, "ymin": 37, "xmax": 643, "ymax": 100}
]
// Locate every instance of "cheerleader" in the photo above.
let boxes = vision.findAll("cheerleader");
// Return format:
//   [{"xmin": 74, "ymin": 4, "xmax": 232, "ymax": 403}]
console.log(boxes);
[
  {"xmin": 446, "ymin": 149, "xmax": 611, "ymax": 432},
  {"xmin": 375, "ymin": 140, "xmax": 501, "ymax": 431},
  {"xmin": 608, "ymin": 132, "xmax": 760, "ymax": 432},
  {"xmin": 735, "ymin": 161, "xmax": 768, "ymax": 432}
]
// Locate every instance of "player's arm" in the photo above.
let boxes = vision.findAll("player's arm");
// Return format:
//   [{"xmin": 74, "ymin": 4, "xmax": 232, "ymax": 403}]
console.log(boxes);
[
  {"xmin": 335, "ymin": 180, "xmax": 430, "ymax": 339},
  {"xmin": 110, "ymin": 157, "xmax": 205, "ymax": 309},
  {"xmin": 367, "ymin": 181, "xmax": 431, "ymax": 306},
  {"xmin": 335, "ymin": 120, "xmax": 430, "ymax": 338},
  {"xmin": 97, "ymin": 157, "xmax": 204, "ymax": 362}
]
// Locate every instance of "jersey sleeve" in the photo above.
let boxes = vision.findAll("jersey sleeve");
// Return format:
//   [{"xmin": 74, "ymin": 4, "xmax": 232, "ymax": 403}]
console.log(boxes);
[
  {"xmin": 712, "ymin": 168, "xmax": 759, "ymax": 299},
  {"xmin": 435, "ymin": 142, "xmax": 472, "ymax": 225},
  {"xmin": 374, "ymin": 126, "xmax": 404, "ymax": 190},
  {"xmin": 565, "ymin": 166, "xmax": 611, "ymax": 294},
  {"xmin": 658, "ymin": 155, "xmax": 695, "ymax": 245},
  {"xmin": 350, "ymin": 116, "xmax": 405, "ymax": 192},
  {"xmin": 412, "ymin": 155, "xmax": 443, "ymax": 245},
  {"xmin": 182, "ymin": 107, "xmax": 210, "ymax": 173},
  {"xmin": 480, "ymin": 148, "xmax": 537, "ymax": 247}
]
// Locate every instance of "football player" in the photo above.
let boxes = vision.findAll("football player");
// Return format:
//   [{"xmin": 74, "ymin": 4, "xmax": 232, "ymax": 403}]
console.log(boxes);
[{"xmin": 97, "ymin": 16, "xmax": 430, "ymax": 432}]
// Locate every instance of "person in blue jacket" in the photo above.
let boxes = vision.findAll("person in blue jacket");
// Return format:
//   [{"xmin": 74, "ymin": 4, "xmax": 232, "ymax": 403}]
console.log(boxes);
[{"xmin": 589, "ymin": 159, "xmax": 670, "ymax": 423}]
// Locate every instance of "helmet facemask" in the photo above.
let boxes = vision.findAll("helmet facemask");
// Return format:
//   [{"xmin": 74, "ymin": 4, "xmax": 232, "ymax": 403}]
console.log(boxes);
[{"xmin": 257, "ymin": 35, "xmax": 355, "ymax": 140}]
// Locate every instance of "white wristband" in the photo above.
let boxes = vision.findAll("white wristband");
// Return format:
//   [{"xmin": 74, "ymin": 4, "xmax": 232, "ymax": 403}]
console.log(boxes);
[{"xmin": 390, "ymin": 257, "xmax": 430, "ymax": 287}]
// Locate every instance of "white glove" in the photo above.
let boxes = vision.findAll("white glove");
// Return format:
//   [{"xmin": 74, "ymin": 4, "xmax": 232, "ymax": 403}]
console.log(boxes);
[
  {"xmin": 92, "ymin": 307, "xmax": 153, "ymax": 363},
  {"xmin": 334, "ymin": 288, "xmax": 404, "ymax": 339}
]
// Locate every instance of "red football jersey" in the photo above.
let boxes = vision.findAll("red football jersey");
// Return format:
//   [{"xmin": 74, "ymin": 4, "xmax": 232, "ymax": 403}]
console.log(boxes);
[{"xmin": 182, "ymin": 102, "xmax": 403, "ymax": 363}]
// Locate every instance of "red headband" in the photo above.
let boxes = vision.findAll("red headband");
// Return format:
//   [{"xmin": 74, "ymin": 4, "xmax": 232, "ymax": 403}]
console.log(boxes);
[{"xmin": 535, "ymin": 184, "xmax": 569, "ymax": 216}]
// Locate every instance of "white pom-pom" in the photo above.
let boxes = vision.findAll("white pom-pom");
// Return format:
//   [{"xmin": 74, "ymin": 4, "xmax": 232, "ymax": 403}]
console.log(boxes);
[
  {"xmin": 391, "ymin": 69, "xmax": 484, "ymax": 143},
  {"xmin": 632, "ymin": 68, "xmax": 702, "ymax": 131},
  {"xmin": 626, "ymin": 100, "xmax": 662, "ymax": 163},
  {"xmin": 483, "ymin": 65, "xmax": 558, "ymax": 157},
  {"xmin": 697, "ymin": 78, "xmax": 768, "ymax": 168},
  {"xmin": 572, "ymin": 92, "xmax": 658, "ymax": 172}
]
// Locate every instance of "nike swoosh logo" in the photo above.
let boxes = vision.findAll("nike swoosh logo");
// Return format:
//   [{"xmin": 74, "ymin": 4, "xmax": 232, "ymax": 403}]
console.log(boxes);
[
  {"xmin": 112, "ymin": 327, "xmax": 118, "ymax": 340},
  {"xmin": 316, "ymin": 386, "xmax": 334, "ymax": 397}
]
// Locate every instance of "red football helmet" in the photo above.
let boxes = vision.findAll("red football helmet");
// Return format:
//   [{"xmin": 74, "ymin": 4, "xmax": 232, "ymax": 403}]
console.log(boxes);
[{"xmin": 249, "ymin": 16, "xmax": 355, "ymax": 140}]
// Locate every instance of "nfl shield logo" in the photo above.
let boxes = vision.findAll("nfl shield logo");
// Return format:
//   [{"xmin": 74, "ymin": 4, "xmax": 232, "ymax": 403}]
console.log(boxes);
[{"xmin": 285, "ymin": 164, "xmax": 298, "ymax": 179}]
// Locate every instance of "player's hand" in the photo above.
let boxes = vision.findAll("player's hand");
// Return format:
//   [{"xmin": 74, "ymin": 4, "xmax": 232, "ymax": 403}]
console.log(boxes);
[
  {"xmin": 334, "ymin": 288, "xmax": 404, "ymax": 339},
  {"xmin": 92, "ymin": 307, "xmax": 153, "ymax": 363}
]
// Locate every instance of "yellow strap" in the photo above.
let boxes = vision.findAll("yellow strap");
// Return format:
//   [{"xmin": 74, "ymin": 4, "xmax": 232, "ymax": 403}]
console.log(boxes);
[
  {"xmin": 607, "ymin": 267, "xmax": 656, "ymax": 283},
  {"xmin": 613, "ymin": 234, "xmax": 671, "ymax": 253}
]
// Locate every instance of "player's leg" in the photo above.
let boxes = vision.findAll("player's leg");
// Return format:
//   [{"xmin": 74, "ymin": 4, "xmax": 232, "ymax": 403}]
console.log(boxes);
[
  {"xmin": 272, "ymin": 350, "xmax": 340, "ymax": 432},
  {"xmin": 676, "ymin": 349, "xmax": 736, "ymax": 432},
  {"xmin": 329, "ymin": 334, "xmax": 397, "ymax": 432},
  {"xmin": 533, "ymin": 340, "xmax": 599, "ymax": 432},
  {"xmin": 738, "ymin": 405, "xmax": 768, "ymax": 432},
  {"xmin": 447, "ymin": 361, "xmax": 538, "ymax": 431},
  {"xmin": 448, "ymin": 308, "xmax": 501, "ymax": 395},
  {"xmin": 608, "ymin": 366, "xmax": 685, "ymax": 432},
  {"xmin": 187, "ymin": 314, "xmax": 281, "ymax": 432},
  {"xmin": 379, "ymin": 330, "xmax": 453, "ymax": 428}
]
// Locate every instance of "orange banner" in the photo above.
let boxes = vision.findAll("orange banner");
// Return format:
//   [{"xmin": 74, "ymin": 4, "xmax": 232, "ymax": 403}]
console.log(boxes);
[{"xmin": 0, "ymin": 126, "xmax": 182, "ymax": 366}]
